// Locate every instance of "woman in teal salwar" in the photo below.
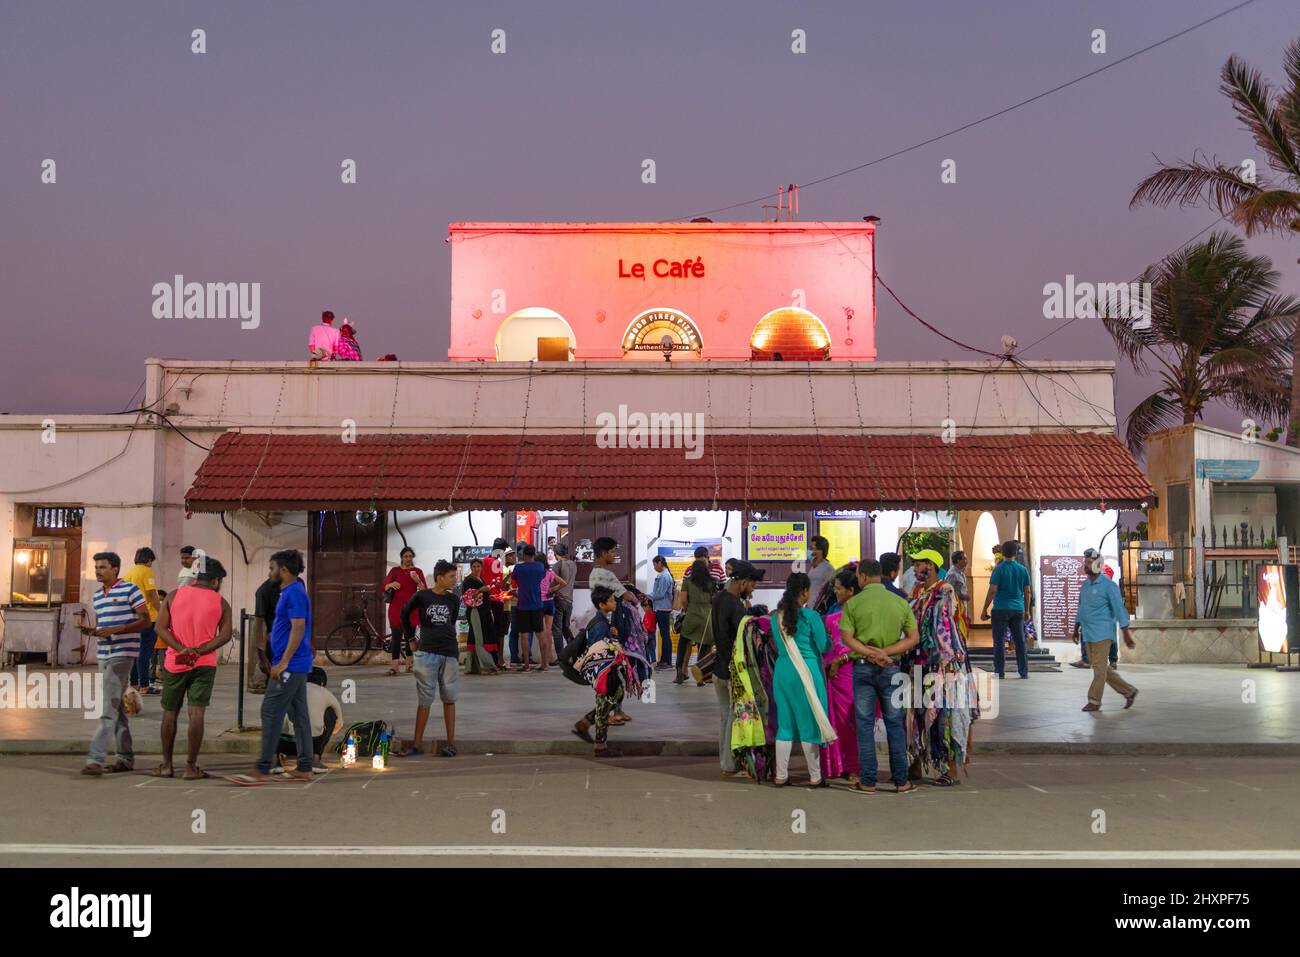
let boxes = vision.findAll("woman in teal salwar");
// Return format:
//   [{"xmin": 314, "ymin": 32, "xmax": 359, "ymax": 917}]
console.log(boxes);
[{"xmin": 770, "ymin": 572, "xmax": 837, "ymax": 787}]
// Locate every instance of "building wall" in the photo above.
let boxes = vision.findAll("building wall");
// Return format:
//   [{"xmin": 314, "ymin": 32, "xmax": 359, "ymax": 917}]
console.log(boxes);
[
  {"xmin": 145, "ymin": 359, "xmax": 1119, "ymax": 435},
  {"xmin": 447, "ymin": 222, "xmax": 878, "ymax": 362}
]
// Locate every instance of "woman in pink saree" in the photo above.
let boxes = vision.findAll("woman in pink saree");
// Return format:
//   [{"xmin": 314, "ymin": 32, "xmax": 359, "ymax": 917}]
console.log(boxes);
[{"xmin": 821, "ymin": 568, "xmax": 861, "ymax": 780}]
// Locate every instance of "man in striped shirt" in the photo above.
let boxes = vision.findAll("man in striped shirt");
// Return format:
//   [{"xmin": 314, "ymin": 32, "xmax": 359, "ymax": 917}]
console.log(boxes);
[{"xmin": 81, "ymin": 551, "xmax": 150, "ymax": 776}]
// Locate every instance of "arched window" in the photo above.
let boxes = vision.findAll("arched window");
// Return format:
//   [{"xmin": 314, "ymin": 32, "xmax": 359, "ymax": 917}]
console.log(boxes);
[
  {"xmin": 494, "ymin": 308, "xmax": 575, "ymax": 361},
  {"xmin": 750, "ymin": 307, "xmax": 831, "ymax": 361}
]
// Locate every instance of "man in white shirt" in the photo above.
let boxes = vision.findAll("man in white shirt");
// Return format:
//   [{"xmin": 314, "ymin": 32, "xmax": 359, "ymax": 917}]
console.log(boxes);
[
  {"xmin": 176, "ymin": 545, "xmax": 200, "ymax": 589},
  {"xmin": 280, "ymin": 667, "xmax": 343, "ymax": 773},
  {"xmin": 308, "ymin": 310, "xmax": 341, "ymax": 360}
]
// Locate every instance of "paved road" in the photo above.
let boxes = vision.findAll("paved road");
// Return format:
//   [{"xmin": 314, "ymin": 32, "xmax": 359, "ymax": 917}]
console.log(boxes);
[{"xmin": 1, "ymin": 753, "xmax": 1297, "ymax": 866}]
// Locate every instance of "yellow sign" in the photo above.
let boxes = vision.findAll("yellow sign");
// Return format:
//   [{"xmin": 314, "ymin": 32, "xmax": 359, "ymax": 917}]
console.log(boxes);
[
  {"xmin": 819, "ymin": 519, "xmax": 861, "ymax": 569},
  {"xmin": 747, "ymin": 522, "xmax": 807, "ymax": 562}
]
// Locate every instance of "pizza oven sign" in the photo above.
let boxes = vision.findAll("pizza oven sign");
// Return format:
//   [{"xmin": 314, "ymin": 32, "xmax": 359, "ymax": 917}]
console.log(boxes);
[{"xmin": 618, "ymin": 257, "xmax": 705, "ymax": 280}]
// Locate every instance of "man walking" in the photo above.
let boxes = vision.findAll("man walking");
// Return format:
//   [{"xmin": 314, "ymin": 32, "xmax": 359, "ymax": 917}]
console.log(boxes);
[
  {"xmin": 649, "ymin": 555, "xmax": 675, "ymax": 670},
  {"xmin": 400, "ymin": 560, "xmax": 462, "ymax": 756},
  {"xmin": 981, "ymin": 540, "xmax": 1032, "ymax": 679},
  {"xmin": 710, "ymin": 561, "xmax": 764, "ymax": 778},
  {"xmin": 236, "ymin": 549, "xmax": 314, "ymax": 784},
  {"xmin": 81, "ymin": 552, "xmax": 150, "ymax": 776},
  {"xmin": 1074, "ymin": 548, "xmax": 1138, "ymax": 712},
  {"xmin": 837, "ymin": 559, "xmax": 921, "ymax": 794},
  {"xmin": 153, "ymin": 558, "xmax": 232, "ymax": 779}
]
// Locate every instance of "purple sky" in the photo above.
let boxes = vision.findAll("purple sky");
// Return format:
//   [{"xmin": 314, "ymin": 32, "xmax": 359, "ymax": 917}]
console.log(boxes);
[{"xmin": 2, "ymin": 0, "xmax": 1296, "ymax": 435}]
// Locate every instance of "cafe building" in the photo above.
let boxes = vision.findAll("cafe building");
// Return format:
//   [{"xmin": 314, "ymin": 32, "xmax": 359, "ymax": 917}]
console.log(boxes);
[{"xmin": 0, "ymin": 222, "xmax": 1152, "ymax": 664}]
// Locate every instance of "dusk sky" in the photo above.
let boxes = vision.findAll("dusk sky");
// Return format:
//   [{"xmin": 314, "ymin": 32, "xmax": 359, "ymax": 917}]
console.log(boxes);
[{"xmin": 2, "ymin": 0, "xmax": 1297, "ymax": 432}]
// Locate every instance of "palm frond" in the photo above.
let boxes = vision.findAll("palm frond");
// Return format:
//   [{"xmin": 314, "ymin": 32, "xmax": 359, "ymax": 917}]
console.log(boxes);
[
  {"xmin": 1124, "ymin": 392, "xmax": 1184, "ymax": 452},
  {"xmin": 1130, "ymin": 159, "xmax": 1260, "ymax": 213},
  {"xmin": 1221, "ymin": 54, "xmax": 1300, "ymax": 184}
]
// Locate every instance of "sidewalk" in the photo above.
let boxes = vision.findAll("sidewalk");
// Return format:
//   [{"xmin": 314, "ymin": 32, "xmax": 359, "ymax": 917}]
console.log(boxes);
[{"xmin": 1, "ymin": 658, "xmax": 1297, "ymax": 756}]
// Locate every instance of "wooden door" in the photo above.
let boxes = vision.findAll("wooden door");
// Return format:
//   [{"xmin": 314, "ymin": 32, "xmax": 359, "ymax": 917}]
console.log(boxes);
[{"xmin": 308, "ymin": 510, "xmax": 388, "ymax": 643}]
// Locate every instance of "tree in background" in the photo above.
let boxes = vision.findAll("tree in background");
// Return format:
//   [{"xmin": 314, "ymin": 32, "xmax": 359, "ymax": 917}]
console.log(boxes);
[
  {"xmin": 1103, "ymin": 233, "xmax": 1297, "ymax": 452},
  {"xmin": 1131, "ymin": 38, "xmax": 1300, "ymax": 443}
]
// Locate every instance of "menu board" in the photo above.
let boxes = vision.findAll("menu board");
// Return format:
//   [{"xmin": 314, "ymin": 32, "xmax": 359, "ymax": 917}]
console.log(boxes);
[
  {"xmin": 1038, "ymin": 555, "xmax": 1088, "ymax": 642},
  {"xmin": 747, "ymin": 521, "xmax": 807, "ymax": 562}
]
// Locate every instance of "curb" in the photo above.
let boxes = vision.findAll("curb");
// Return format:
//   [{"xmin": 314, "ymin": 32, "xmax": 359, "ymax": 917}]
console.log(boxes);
[{"xmin": 2, "ymin": 737, "xmax": 1298, "ymax": 758}]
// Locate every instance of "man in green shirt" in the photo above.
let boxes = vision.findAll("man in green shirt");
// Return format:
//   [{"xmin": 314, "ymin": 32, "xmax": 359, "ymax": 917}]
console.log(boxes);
[{"xmin": 837, "ymin": 559, "xmax": 920, "ymax": 793}]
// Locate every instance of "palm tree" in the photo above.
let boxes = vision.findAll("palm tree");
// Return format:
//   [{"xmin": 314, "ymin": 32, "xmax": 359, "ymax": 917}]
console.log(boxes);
[
  {"xmin": 1103, "ymin": 233, "xmax": 1298, "ymax": 452},
  {"xmin": 1130, "ymin": 38, "xmax": 1300, "ymax": 444}
]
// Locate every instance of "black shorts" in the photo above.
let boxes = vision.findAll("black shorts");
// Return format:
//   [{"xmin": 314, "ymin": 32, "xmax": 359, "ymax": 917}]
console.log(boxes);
[{"xmin": 513, "ymin": 608, "xmax": 544, "ymax": 634}]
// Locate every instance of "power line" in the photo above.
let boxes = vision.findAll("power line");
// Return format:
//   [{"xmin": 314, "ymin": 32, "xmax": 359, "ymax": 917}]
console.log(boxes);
[{"xmin": 674, "ymin": 0, "xmax": 1262, "ymax": 220}]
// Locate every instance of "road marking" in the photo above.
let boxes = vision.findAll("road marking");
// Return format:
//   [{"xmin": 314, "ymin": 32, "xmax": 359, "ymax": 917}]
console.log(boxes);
[
  {"xmin": 0, "ymin": 844, "xmax": 1296, "ymax": 862},
  {"xmin": 1227, "ymin": 780, "xmax": 1263, "ymax": 792}
]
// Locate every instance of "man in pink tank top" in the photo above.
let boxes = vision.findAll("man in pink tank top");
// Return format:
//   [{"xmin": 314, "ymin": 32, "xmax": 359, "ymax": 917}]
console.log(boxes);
[{"xmin": 153, "ymin": 557, "xmax": 233, "ymax": 779}]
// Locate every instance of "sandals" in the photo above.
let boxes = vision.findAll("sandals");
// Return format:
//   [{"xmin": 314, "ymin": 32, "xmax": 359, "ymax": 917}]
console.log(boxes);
[
  {"xmin": 895, "ymin": 782, "xmax": 918, "ymax": 794},
  {"xmin": 385, "ymin": 667, "xmax": 401, "ymax": 677},
  {"xmin": 396, "ymin": 747, "xmax": 425, "ymax": 758},
  {"xmin": 773, "ymin": 778, "xmax": 788, "ymax": 788},
  {"xmin": 150, "ymin": 765, "xmax": 174, "ymax": 778},
  {"xmin": 438, "ymin": 746, "xmax": 457, "ymax": 758},
  {"xmin": 105, "ymin": 760, "xmax": 133, "ymax": 774},
  {"xmin": 571, "ymin": 721, "xmax": 594, "ymax": 744},
  {"xmin": 183, "ymin": 767, "xmax": 211, "ymax": 781},
  {"xmin": 852, "ymin": 782, "xmax": 877, "ymax": 793},
  {"xmin": 933, "ymin": 772, "xmax": 960, "ymax": 787}
]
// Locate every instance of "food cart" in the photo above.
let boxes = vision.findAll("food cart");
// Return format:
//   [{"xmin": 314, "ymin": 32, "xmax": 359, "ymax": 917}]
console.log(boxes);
[{"xmin": 1, "ymin": 537, "xmax": 71, "ymax": 666}]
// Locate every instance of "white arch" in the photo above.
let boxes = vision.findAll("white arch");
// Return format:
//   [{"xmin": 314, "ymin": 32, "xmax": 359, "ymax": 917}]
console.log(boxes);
[{"xmin": 493, "ymin": 307, "xmax": 576, "ymax": 361}]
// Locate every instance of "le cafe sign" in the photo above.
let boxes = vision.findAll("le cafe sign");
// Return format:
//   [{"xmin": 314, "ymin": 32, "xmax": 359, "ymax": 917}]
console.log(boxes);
[{"xmin": 617, "ymin": 256, "xmax": 705, "ymax": 280}]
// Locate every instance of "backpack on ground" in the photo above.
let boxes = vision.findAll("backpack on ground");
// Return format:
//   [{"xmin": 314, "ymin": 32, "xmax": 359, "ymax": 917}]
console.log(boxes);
[{"xmin": 334, "ymin": 719, "xmax": 389, "ymax": 756}]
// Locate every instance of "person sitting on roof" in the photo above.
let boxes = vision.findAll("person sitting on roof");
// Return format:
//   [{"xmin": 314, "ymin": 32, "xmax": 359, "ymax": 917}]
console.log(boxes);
[
  {"xmin": 309, "ymin": 310, "xmax": 341, "ymax": 360},
  {"xmin": 335, "ymin": 320, "xmax": 363, "ymax": 361}
]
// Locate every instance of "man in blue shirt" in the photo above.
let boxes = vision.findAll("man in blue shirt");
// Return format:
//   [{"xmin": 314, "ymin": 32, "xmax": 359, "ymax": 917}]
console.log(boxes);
[
  {"xmin": 980, "ymin": 540, "xmax": 1032, "ymax": 679},
  {"xmin": 242, "ymin": 549, "xmax": 315, "ymax": 783},
  {"xmin": 1073, "ymin": 548, "xmax": 1138, "ymax": 712},
  {"xmin": 878, "ymin": 552, "xmax": 910, "ymax": 600},
  {"xmin": 510, "ymin": 545, "xmax": 546, "ymax": 670},
  {"xmin": 649, "ymin": 555, "xmax": 675, "ymax": 671}
]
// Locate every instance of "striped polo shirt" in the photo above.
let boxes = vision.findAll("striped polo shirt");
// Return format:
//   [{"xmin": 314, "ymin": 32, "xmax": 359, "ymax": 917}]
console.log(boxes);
[{"xmin": 92, "ymin": 579, "xmax": 146, "ymax": 659}]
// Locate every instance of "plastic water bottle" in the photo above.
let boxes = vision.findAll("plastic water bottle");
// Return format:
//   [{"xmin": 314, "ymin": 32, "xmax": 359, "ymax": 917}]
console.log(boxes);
[
  {"xmin": 342, "ymin": 732, "xmax": 357, "ymax": 768},
  {"xmin": 372, "ymin": 730, "xmax": 388, "ymax": 770}
]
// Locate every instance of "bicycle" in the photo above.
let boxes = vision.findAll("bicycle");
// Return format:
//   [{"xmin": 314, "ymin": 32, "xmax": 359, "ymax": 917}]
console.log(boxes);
[{"xmin": 324, "ymin": 591, "xmax": 387, "ymax": 666}]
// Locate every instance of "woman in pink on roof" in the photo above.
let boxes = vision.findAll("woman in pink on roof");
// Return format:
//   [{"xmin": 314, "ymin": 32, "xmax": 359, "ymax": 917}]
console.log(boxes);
[{"xmin": 335, "ymin": 320, "xmax": 363, "ymax": 361}]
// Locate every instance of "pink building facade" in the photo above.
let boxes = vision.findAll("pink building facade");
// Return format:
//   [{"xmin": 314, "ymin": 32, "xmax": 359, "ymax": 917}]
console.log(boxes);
[{"xmin": 447, "ymin": 221, "xmax": 877, "ymax": 362}]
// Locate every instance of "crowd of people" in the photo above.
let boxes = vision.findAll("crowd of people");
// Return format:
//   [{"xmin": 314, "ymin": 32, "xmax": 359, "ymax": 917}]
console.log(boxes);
[{"xmin": 75, "ymin": 529, "xmax": 1138, "ymax": 790}]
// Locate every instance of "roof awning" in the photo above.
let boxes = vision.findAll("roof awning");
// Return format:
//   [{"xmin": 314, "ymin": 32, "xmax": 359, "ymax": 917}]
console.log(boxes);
[{"xmin": 184, "ymin": 431, "xmax": 1153, "ymax": 513}]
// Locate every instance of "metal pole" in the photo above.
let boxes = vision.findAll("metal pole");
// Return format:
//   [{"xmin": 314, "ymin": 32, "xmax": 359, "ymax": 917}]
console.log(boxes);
[{"xmin": 237, "ymin": 610, "xmax": 247, "ymax": 730}]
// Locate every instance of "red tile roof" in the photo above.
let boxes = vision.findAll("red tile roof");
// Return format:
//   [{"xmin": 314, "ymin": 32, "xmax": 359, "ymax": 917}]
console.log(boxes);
[{"xmin": 185, "ymin": 431, "xmax": 1152, "ymax": 513}]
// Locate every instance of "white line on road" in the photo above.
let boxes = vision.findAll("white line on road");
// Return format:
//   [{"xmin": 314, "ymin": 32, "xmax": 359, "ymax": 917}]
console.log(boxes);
[{"xmin": 0, "ymin": 844, "xmax": 1296, "ymax": 862}]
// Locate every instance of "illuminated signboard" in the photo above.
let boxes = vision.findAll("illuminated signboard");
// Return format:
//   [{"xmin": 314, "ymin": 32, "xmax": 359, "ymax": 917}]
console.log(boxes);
[
  {"xmin": 747, "ymin": 521, "xmax": 807, "ymax": 562},
  {"xmin": 621, "ymin": 309, "xmax": 703, "ymax": 353},
  {"xmin": 1257, "ymin": 564, "xmax": 1296, "ymax": 654}
]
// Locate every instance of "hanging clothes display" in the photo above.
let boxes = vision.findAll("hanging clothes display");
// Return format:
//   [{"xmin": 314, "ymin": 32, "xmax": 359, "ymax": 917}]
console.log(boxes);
[{"xmin": 905, "ymin": 577, "xmax": 979, "ymax": 777}]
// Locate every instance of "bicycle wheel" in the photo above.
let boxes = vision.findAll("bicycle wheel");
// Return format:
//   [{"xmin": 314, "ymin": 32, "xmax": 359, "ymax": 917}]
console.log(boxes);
[{"xmin": 325, "ymin": 624, "xmax": 369, "ymax": 666}]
